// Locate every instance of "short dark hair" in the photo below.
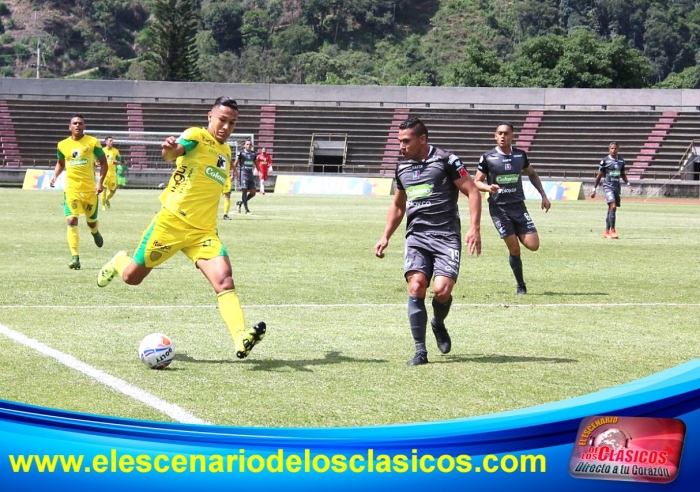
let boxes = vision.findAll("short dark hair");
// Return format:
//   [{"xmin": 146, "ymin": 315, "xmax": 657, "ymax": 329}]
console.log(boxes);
[
  {"xmin": 609, "ymin": 141, "xmax": 619, "ymax": 147},
  {"xmin": 398, "ymin": 117, "xmax": 428, "ymax": 138},
  {"xmin": 104, "ymin": 135, "xmax": 113, "ymax": 142},
  {"xmin": 71, "ymin": 113, "xmax": 84, "ymax": 121},
  {"xmin": 213, "ymin": 96, "xmax": 239, "ymax": 111},
  {"xmin": 496, "ymin": 121, "xmax": 514, "ymax": 131}
]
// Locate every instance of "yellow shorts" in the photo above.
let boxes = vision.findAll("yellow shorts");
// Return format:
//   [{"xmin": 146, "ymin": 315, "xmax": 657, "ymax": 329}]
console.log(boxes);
[
  {"xmin": 63, "ymin": 190, "xmax": 99, "ymax": 220},
  {"xmin": 133, "ymin": 209, "xmax": 228, "ymax": 268},
  {"xmin": 104, "ymin": 177, "xmax": 117, "ymax": 192},
  {"xmin": 222, "ymin": 175, "xmax": 232, "ymax": 194}
]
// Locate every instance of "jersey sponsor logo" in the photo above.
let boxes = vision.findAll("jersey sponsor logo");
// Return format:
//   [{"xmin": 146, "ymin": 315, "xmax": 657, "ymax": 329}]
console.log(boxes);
[
  {"xmin": 499, "ymin": 187, "xmax": 517, "ymax": 194},
  {"xmin": 151, "ymin": 239, "xmax": 172, "ymax": 251},
  {"xmin": 171, "ymin": 164, "xmax": 189, "ymax": 191},
  {"xmin": 67, "ymin": 158, "xmax": 89, "ymax": 166},
  {"xmin": 205, "ymin": 166, "xmax": 227, "ymax": 185},
  {"xmin": 406, "ymin": 183, "xmax": 434, "ymax": 200},
  {"xmin": 496, "ymin": 174, "xmax": 519, "ymax": 184},
  {"xmin": 609, "ymin": 170, "xmax": 621, "ymax": 177},
  {"xmin": 458, "ymin": 167, "xmax": 468, "ymax": 178},
  {"xmin": 407, "ymin": 200, "xmax": 432, "ymax": 208}
]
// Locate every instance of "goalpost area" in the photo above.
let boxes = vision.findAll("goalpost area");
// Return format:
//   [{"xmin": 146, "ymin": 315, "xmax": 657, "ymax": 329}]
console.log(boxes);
[{"xmin": 89, "ymin": 131, "xmax": 255, "ymax": 189}]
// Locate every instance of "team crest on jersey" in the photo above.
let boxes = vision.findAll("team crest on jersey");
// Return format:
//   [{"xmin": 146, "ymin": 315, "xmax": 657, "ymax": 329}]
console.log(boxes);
[
  {"xmin": 216, "ymin": 155, "xmax": 226, "ymax": 169},
  {"xmin": 150, "ymin": 251, "xmax": 163, "ymax": 262},
  {"xmin": 412, "ymin": 170, "xmax": 421, "ymax": 178},
  {"xmin": 505, "ymin": 162, "xmax": 512, "ymax": 170}
]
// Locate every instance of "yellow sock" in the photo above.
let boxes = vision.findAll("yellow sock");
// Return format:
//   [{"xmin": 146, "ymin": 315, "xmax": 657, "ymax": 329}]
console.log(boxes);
[
  {"xmin": 107, "ymin": 189, "xmax": 115, "ymax": 201},
  {"xmin": 67, "ymin": 226, "xmax": 79, "ymax": 256},
  {"xmin": 89, "ymin": 223, "xmax": 99, "ymax": 235},
  {"xmin": 223, "ymin": 196, "xmax": 231, "ymax": 215},
  {"xmin": 217, "ymin": 289, "xmax": 246, "ymax": 342},
  {"xmin": 101, "ymin": 190, "xmax": 108, "ymax": 204},
  {"xmin": 113, "ymin": 252, "xmax": 132, "ymax": 277}
]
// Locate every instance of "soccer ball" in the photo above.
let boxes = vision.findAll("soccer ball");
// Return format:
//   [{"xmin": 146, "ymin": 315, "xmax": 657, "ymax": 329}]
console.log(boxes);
[{"xmin": 138, "ymin": 333, "xmax": 175, "ymax": 370}]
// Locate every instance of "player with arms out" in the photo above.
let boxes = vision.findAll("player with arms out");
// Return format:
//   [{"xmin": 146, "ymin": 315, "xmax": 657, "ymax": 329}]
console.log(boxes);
[
  {"xmin": 474, "ymin": 122, "xmax": 550, "ymax": 295},
  {"xmin": 97, "ymin": 97, "xmax": 266, "ymax": 360},
  {"xmin": 50, "ymin": 113, "xmax": 107, "ymax": 270},
  {"xmin": 591, "ymin": 142, "xmax": 633, "ymax": 239},
  {"xmin": 101, "ymin": 136, "xmax": 122, "ymax": 210},
  {"xmin": 374, "ymin": 117, "xmax": 482, "ymax": 366}
]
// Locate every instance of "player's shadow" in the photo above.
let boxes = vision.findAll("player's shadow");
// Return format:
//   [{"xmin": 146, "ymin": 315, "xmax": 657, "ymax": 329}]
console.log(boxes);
[
  {"xmin": 173, "ymin": 351, "xmax": 386, "ymax": 372},
  {"xmin": 435, "ymin": 354, "xmax": 577, "ymax": 364},
  {"xmin": 538, "ymin": 291, "xmax": 610, "ymax": 296}
]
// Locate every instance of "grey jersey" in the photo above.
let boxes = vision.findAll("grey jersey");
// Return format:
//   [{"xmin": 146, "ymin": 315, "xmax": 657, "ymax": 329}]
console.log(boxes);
[
  {"xmin": 237, "ymin": 149, "xmax": 257, "ymax": 175},
  {"xmin": 477, "ymin": 146, "xmax": 530, "ymax": 205},
  {"xmin": 395, "ymin": 145, "xmax": 470, "ymax": 236},
  {"xmin": 598, "ymin": 155, "xmax": 625, "ymax": 192}
]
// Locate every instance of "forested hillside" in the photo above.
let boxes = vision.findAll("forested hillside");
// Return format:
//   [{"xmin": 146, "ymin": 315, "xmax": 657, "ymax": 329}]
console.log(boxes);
[{"xmin": 1, "ymin": 0, "xmax": 699, "ymax": 88}]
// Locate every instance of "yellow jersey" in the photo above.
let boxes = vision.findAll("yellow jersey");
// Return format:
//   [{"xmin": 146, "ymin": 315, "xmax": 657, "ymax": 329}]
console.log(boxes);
[
  {"xmin": 56, "ymin": 135, "xmax": 105, "ymax": 194},
  {"xmin": 104, "ymin": 147, "xmax": 121, "ymax": 181},
  {"xmin": 159, "ymin": 127, "xmax": 231, "ymax": 230}
]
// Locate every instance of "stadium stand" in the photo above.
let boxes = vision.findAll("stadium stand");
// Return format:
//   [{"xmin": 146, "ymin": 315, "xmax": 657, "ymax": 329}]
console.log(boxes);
[{"xmin": 0, "ymin": 98, "xmax": 694, "ymax": 181}]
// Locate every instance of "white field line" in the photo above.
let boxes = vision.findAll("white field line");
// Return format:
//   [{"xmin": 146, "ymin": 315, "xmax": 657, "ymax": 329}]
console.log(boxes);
[
  {"xmin": 1, "ymin": 302, "xmax": 700, "ymax": 309},
  {"xmin": 0, "ymin": 322, "xmax": 208, "ymax": 425}
]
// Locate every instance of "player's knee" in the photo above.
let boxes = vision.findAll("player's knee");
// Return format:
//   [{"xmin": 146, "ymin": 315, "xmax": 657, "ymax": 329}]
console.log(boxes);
[{"xmin": 433, "ymin": 287, "xmax": 452, "ymax": 302}]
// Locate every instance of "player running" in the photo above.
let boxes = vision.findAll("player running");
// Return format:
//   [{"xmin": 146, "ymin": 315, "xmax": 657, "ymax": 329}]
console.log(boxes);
[
  {"xmin": 101, "ymin": 136, "xmax": 122, "ymax": 210},
  {"xmin": 474, "ymin": 122, "xmax": 550, "ymax": 295},
  {"xmin": 374, "ymin": 117, "xmax": 482, "ymax": 366},
  {"xmin": 50, "ymin": 113, "xmax": 108, "ymax": 270}
]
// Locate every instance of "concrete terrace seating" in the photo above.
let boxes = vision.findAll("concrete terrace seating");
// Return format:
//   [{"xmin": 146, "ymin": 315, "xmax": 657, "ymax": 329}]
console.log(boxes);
[
  {"xmin": 528, "ymin": 111, "xmax": 681, "ymax": 179},
  {"xmin": 0, "ymin": 98, "xmax": 695, "ymax": 180},
  {"xmin": 271, "ymin": 106, "xmax": 398, "ymax": 174}
]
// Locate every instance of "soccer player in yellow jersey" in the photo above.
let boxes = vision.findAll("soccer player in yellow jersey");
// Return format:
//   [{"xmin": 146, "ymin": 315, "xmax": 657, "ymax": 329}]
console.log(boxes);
[
  {"xmin": 50, "ymin": 113, "xmax": 108, "ymax": 270},
  {"xmin": 97, "ymin": 97, "xmax": 266, "ymax": 360},
  {"xmin": 101, "ymin": 136, "xmax": 122, "ymax": 210}
]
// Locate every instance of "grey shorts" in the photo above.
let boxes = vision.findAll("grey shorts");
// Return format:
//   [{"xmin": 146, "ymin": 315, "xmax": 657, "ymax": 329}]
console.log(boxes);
[
  {"xmin": 240, "ymin": 171, "xmax": 255, "ymax": 190},
  {"xmin": 489, "ymin": 201, "xmax": 537, "ymax": 239},
  {"xmin": 604, "ymin": 188, "xmax": 621, "ymax": 207},
  {"xmin": 403, "ymin": 232, "xmax": 461, "ymax": 282}
]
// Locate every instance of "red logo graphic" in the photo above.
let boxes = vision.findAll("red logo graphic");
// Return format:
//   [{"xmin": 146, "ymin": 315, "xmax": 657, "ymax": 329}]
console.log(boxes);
[{"xmin": 569, "ymin": 416, "xmax": 685, "ymax": 484}]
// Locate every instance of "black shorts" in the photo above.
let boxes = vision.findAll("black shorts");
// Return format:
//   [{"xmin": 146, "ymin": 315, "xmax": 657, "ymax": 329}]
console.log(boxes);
[
  {"xmin": 404, "ymin": 232, "xmax": 461, "ymax": 282},
  {"xmin": 488, "ymin": 201, "xmax": 537, "ymax": 239},
  {"xmin": 604, "ymin": 188, "xmax": 621, "ymax": 207},
  {"xmin": 240, "ymin": 171, "xmax": 255, "ymax": 190}
]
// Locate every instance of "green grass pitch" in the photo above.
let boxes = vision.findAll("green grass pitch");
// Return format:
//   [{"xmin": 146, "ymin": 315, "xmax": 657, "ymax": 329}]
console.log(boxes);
[{"xmin": 0, "ymin": 188, "xmax": 699, "ymax": 427}]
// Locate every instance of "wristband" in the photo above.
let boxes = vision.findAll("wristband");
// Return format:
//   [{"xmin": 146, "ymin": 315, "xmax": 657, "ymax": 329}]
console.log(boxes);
[{"xmin": 627, "ymin": 183, "xmax": 633, "ymax": 187}]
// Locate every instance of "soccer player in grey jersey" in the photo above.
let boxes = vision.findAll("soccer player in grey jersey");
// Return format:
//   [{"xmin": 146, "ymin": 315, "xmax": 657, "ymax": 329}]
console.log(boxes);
[
  {"xmin": 374, "ymin": 117, "xmax": 482, "ymax": 366},
  {"xmin": 590, "ymin": 142, "xmax": 633, "ymax": 239},
  {"xmin": 475, "ymin": 122, "xmax": 551, "ymax": 295},
  {"xmin": 235, "ymin": 140, "xmax": 258, "ymax": 214}
]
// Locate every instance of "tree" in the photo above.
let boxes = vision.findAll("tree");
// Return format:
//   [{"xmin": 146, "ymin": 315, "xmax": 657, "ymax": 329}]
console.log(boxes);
[
  {"xmin": 143, "ymin": 0, "xmax": 201, "ymax": 81},
  {"xmin": 444, "ymin": 38, "xmax": 502, "ymax": 87}
]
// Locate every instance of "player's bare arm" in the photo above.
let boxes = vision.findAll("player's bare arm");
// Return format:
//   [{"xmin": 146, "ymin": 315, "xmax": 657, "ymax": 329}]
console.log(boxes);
[
  {"xmin": 474, "ymin": 170, "xmax": 500, "ymax": 194},
  {"xmin": 524, "ymin": 167, "xmax": 551, "ymax": 212},
  {"xmin": 374, "ymin": 189, "xmax": 407, "ymax": 258},
  {"xmin": 591, "ymin": 171, "xmax": 603, "ymax": 198},
  {"xmin": 95, "ymin": 154, "xmax": 108, "ymax": 194},
  {"xmin": 622, "ymin": 169, "xmax": 634, "ymax": 192},
  {"xmin": 161, "ymin": 136, "xmax": 184, "ymax": 162},
  {"xmin": 455, "ymin": 175, "xmax": 482, "ymax": 256},
  {"xmin": 50, "ymin": 159, "xmax": 65, "ymax": 187}
]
